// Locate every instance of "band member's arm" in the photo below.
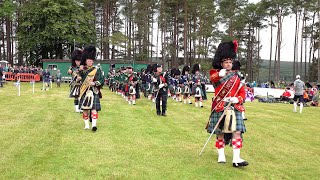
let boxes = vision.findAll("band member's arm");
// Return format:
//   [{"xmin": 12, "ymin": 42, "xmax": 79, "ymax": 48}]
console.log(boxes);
[
  {"xmin": 67, "ymin": 67, "xmax": 73, "ymax": 75},
  {"xmin": 209, "ymin": 69, "xmax": 221, "ymax": 83},
  {"xmin": 236, "ymin": 85, "xmax": 246, "ymax": 104},
  {"xmin": 93, "ymin": 68, "xmax": 104, "ymax": 86}
]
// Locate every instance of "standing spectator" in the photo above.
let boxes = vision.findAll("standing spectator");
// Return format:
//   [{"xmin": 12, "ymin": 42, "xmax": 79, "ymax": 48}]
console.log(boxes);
[
  {"xmin": 0, "ymin": 65, "xmax": 4, "ymax": 88},
  {"xmin": 56, "ymin": 69, "xmax": 62, "ymax": 87},
  {"xmin": 293, "ymin": 75, "xmax": 305, "ymax": 113},
  {"xmin": 42, "ymin": 69, "xmax": 51, "ymax": 90}
]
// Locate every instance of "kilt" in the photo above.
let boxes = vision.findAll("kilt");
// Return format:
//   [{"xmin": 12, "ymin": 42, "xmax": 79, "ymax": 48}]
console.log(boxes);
[
  {"xmin": 207, "ymin": 106, "xmax": 246, "ymax": 134},
  {"xmin": 79, "ymin": 90, "xmax": 101, "ymax": 111}
]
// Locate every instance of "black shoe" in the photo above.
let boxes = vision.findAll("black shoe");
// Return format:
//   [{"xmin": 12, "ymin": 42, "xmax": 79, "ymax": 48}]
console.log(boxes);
[
  {"xmin": 161, "ymin": 112, "xmax": 167, "ymax": 116},
  {"xmin": 233, "ymin": 161, "xmax": 249, "ymax": 167},
  {"xmin": 200, "ymin": 106, "xmax": 203, "ymax": 108},
  {"xmin": 157, "ymin": 112, "xmax": 161, "ymax": 116},
  {"xmin": 92, "ymin": 126, "xmax": 97, "ymax": 131},
  {"xmin": 189, "ymin": 103, "xmax": 192, "ymax": 104},
  {"xmin": 243, "ymin": 118, "xmax": 247, "ymax": 121}
]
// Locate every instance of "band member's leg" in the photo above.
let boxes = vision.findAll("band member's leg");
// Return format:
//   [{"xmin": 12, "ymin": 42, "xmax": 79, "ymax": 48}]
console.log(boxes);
[
  {"xmin": 91, "ymin": 110, "xmax": 98, "ymax": 131},
  {"xmin": 188, "ymin": 94, "xmax": 192, "ymax": 104},
  {"xmin": 128, "ymin": 95, "xmax": 132, "ymax": 105},
  {"xmin": 232, "ymin": 131, "xmax": 248, "ymax": 167},
  {"xmin": 132, "ymin": 95, "xmax": 136, "ymax": 105},
  {"xmin": 216, "ymin": 134, "xmax": 226, "ymax": 163},
  {"xmin": 184, "ymin": 94, "xmax": 187, "ymax": 104},
  {"xmin": 74, "ymin": 99, "xmax": 79, "ymax": 112},
  {"xmin": 83, "ymin": 110, "xmax": 90, "ymax": 129},
  {"xmin": 161, "ymin": 93, "xmax": 167, "ymax": 116},
  {"xmin": 195, "ymin": 97, "xmax": 199, "ymax": 107},
  {"xmin": 156, "ymin": 94, "xmax": 161, "ymax": 115}
]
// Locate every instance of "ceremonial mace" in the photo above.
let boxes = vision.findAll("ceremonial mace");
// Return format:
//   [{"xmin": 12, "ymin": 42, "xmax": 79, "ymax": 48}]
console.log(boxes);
[{"xmin": 199, "ymin": 74, "xmax": 246, "ymax": 156}]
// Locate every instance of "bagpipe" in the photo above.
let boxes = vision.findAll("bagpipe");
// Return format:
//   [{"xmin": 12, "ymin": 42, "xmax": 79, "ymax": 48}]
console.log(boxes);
[
  {"xmin": 69, "ymin": 67, "xmax": 81, "ymax": 97},
  {"xmin": 80, "ymin": 68, "xmax": 98, "ymax": 110}
]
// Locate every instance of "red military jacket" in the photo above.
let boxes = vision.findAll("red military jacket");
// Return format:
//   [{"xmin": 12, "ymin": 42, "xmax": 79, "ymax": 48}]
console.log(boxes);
[{"xmin": 209, "ymin": 69, "xmax": 245, "ymax": 112}]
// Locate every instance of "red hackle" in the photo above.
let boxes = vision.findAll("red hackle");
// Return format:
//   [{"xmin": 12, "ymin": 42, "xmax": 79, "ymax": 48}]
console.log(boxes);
[{"xmin": 233, "ymin": 40, "xmax": 238, "ymax": 52}]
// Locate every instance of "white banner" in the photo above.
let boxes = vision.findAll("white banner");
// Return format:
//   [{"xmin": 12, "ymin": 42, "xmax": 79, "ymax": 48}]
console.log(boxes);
[
  {"xmin": 205, "ymin": 84, "xmax": 215, "ymax": 93},
  {"xmin": 253, "ymin": 87, "xmax": 294, "ymax": 98}
]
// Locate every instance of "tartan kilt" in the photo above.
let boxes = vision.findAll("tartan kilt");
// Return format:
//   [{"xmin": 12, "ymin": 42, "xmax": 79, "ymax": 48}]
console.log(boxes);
[
  {"xmin": 79, "ymin": 91, "xmax": 101, "ymax": 111},
  {"xmin": 168, "ymin": 85, "xmax": 174, "ymax": 94},
  {"xmin": 207, "ymin": 108, "xmax": 246, "ymax": 134}
]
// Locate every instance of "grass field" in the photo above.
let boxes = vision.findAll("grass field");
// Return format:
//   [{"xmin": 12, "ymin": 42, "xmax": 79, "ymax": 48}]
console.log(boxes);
[{"xmin": 0, "ymin": 82, "xmax": 319, "ymax": 179}]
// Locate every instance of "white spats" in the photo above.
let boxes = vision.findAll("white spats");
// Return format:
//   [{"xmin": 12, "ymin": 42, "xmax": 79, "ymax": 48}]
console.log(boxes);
[
  {"xmin": 132, "ymin": 100, "xmax": 136, "ymax": 105},
  {"xmin": 300, "ymin": 103, "xmax": 303, "ymax": 113},
  {"xmin": 84, "ymin": 120, "xmax": 90, "ymax": 129},
  {"xmin": 232, "ymin": 148, "xmax": 243, "ymax": 163},
  {"xmin": 75, "ymin": 105, "xmax": 79, "ymax": 112},
  {"xmin": 217, "ymin": 148, "xmax": 226, "ymax": 163},
  {"xmin": 92, "ymin": 119, "xmax": 97, "ymax": 128}
]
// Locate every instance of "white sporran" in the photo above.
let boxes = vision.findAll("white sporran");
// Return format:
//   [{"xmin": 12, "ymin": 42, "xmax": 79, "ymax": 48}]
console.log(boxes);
[
  {"xmin": 223, "ymin": 108, "xmax": 236, "ymax": 133},
  {"xmin": 195, "ymin": 87, "xmax": 201, "ymax": 97},
  {"xmin": 176, "ymin": 87, "xmax": 182, "ymax": 94},
  {"xmin": 184, "ymin": 86, "xmax": 190, "ymax": 94},
  {"xmin": 129, "ymin": 86, "xmax": 136, "ymax": 95},
  {"xmin": 81, "ymin": 89, "xmax": 94, "ymax": 110}
]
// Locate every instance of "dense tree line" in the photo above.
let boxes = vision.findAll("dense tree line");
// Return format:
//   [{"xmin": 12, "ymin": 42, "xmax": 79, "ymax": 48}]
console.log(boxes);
[{"xmin": 0, "ymin": 0, "xmax": 319, "ymax": 82}]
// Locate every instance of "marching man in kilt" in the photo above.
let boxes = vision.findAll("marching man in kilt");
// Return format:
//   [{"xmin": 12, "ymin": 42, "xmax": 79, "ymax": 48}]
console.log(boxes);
[
  {"xmin": 153, "ymin": 64, "xmax": 169, "ymax": 116},
  {"xmin": 127, "ymin": 66, "xmax": 138, "ymax": 105},
  {"xmin": 206, "ymin": 40, "xmax": 248, "ymax": 167},
  {"xmin": 182, "ymin": 66, "xmax": 192, "ymax": 104},
  {"xmin": 68, "ymin": 49, "xmax": 82, "ymax": 112},
  {"xmin": 77, "ymin": 46, "xmax": 104, "ymax": 131},
  {"xmin": 192, "ymin": 64, "xmax": 204, "ymax": 108}
]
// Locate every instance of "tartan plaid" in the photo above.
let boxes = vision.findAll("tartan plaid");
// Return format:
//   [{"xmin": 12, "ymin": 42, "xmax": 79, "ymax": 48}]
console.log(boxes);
[
  {"xmin": 207, "ymin": 106, "xmax": 246, "ymax": 134},
  {"xmin": 79, "ymin": 90, "xmax": 101, "ymax": 111}
]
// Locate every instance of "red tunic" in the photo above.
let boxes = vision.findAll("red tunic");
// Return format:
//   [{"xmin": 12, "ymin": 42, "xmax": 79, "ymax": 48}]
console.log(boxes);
[
  {"xmin": 210, "ymin": 69, "xmax": 245, "ymax": 112},
  {"xmin": 282, "ymin": 91, "xmax": 291, "ymax": 98}
]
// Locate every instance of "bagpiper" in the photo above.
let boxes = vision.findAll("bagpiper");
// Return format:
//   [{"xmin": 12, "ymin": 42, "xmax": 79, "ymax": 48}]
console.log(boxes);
[
  {"xmin": 181, "ymin": 66, "xmax": 192, "ymax": 104},
  {"xmin": 173, "ymin": 69, "xmax": 182, "ymax": 102},
  {"xmin": 78, "ymin": 46, "xmax": 104, "ymax": 131},
  {"xmin": 153, "ymin": 64, "xmax": 169, "ymax": 116},
  {"xmin": 206, "ymin": 40, "xmax": 248, "ymax": 167},
  {"xmin": 127, "ymin": 66, "xmax": 138, "ymax": 105},
  {"xmin": 192, "ymin": 64, "xmax": 204, "ymax": 107},
  {"xmin": 68, "ymin": 49, "xmax": 82, "ymax": 112}
]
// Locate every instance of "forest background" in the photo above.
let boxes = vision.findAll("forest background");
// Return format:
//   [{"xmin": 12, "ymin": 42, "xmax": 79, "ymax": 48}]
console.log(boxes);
[{"xmin": 0, "ymin": 0, "xmax": 320, "ymax": 83}]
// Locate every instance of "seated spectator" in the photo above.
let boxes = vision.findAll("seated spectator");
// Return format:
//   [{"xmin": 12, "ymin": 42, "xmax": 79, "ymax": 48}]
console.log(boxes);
[
  {"xmin": 280, "ymin": 88, "xmax": 291, "ymax": 101},
  {"xmin": 310, "ymin": 91, "xmax": 319, "ymax": 106},
  {"xmin": 0, "ymin": 65, "xmax": 3, "ymax": 88},
  {"xmin": 303, "ymin": 90, "xmax": 310, "ymax": 103}
]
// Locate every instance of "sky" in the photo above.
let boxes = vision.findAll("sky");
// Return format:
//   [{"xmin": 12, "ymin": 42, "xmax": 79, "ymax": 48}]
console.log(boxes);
[
  {"xmin": 249, "ymin": 0, "xmax": 296, "ymax": 62},
  {"xmin": 150, "ymin": 0, "xmax": 304, "ymax": 62}
]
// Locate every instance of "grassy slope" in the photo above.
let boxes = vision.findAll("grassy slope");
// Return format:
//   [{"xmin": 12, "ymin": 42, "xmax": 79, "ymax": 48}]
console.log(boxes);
[{"xmin": 0, "ymin": 83, "xmax": 319, "ymax": 179}]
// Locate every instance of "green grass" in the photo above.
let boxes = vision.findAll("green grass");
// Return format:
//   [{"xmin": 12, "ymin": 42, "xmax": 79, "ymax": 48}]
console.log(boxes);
[{"xmin": 0, "ymin": 82, "xmax": 319, "ymax": 179}]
